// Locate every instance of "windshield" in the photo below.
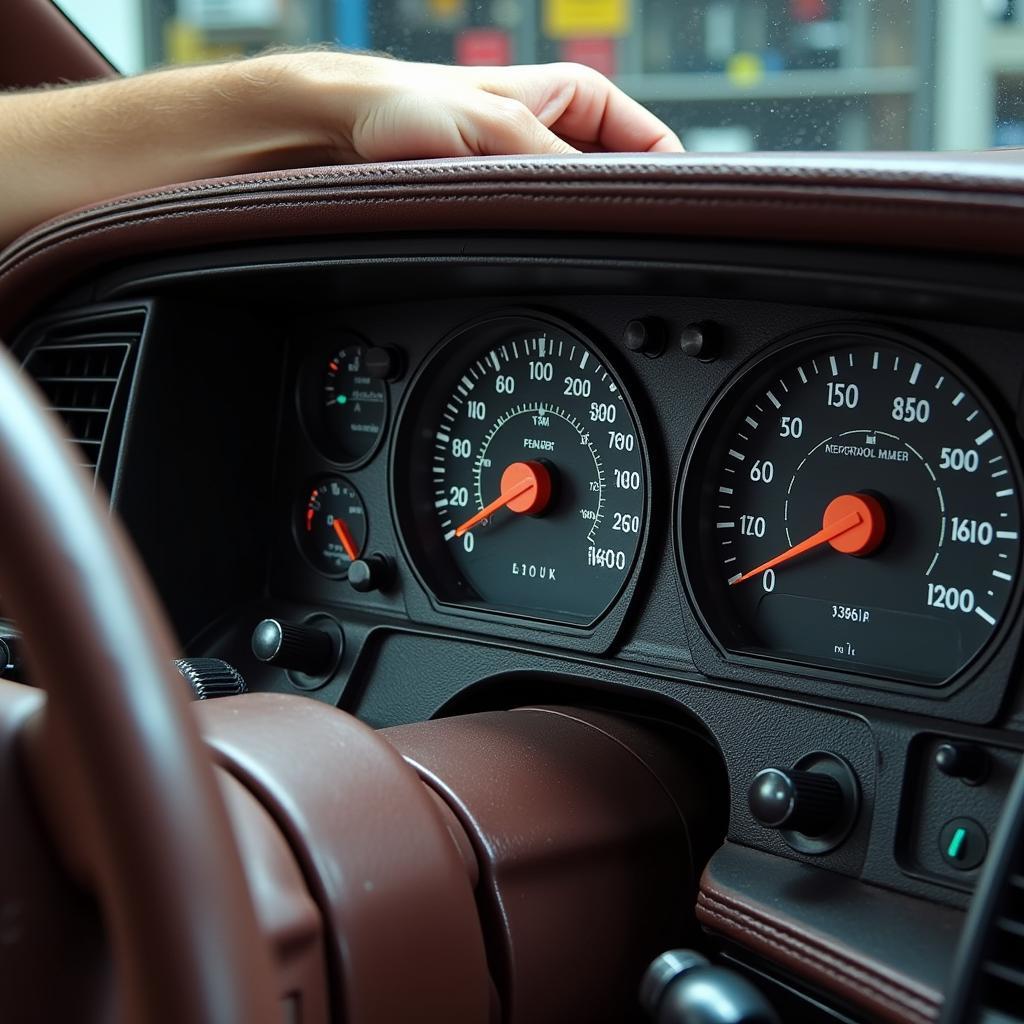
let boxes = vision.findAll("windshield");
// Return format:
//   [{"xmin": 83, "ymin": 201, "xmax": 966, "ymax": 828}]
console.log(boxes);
[{"xmin": 54, "ymin": 0, "xmax": 1024, "ymax": 152}]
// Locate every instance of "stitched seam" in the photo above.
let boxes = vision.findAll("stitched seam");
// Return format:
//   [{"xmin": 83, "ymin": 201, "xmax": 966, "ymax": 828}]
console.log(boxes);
[
  {"xmin": 18, "ymin": 159, "xmax": 1024, "ymax": 218},
  {"xmin": 7, "ymin": 159, "xmax": 1024, "ymax": 256},
  {"xmin": 0, "ymin": 190, "xmax": 1019, "ymax": 288},
  {"xmin": 698, "ymin": 890, "xmax": 940, "ymax": 1007},
  {"xmin": 697, "ymin": 894, "xmax": 938, "ymax": 1021},
  {"xmin": 697, "ymin": 900, "xmax": 935, "ymax": 1024}
]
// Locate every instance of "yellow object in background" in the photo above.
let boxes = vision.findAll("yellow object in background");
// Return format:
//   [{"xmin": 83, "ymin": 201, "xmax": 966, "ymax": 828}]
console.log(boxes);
[
  {"xmin": 544, "ymin": 0, "xmax": 629, "ymax": 39},
  {"xmin": 165, "ymin": 20, "xmax": 239, "ymax": 65},
  {"xmin": 429, "ymin": 0, "xmax": 466, "ymax": 19},
  {"xmin": 726, "ymin": 52, "xmax": 765, "ymax": 88}
]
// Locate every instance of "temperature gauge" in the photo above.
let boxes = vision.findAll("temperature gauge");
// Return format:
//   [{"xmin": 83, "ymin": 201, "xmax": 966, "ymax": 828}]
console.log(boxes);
[
  {"xmin": 301, "ymin": 335, "xmax": 388, "ymax": 466},
  {"xmin": 296, "ymin": 476, "xmax": 368, "ymax": 578}
]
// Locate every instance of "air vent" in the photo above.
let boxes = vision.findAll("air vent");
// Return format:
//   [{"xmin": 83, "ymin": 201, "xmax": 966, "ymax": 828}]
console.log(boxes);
[
  {"xmin": 941, "ymin": 759, "xmax": 1024, "ymax": 1024},
  {"xmin": 979, "ymin": 865, "xmax": 1024, "ymax": 1019},
  {"xmin": 22, "ymin": 309, "xmax": 143, "ymax": 484}
]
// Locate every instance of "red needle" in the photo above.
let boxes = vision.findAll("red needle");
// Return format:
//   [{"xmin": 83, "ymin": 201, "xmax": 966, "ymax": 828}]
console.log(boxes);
[
  {"xmin": 454, "ymin": 460, "xmax": 552, "ymax": 538},
  {"xmin": 730, "ymin": 492, "xmax": 886, "ymax": 585},
  {"xmin": 332, "ymin": 518, "xmax": 359, "ymax": 561}
]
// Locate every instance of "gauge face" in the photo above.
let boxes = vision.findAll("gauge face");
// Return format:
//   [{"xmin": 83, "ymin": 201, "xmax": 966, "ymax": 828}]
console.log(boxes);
[
  {"xmin": 681, "ymin": 331, "xmax": 1022, "ymax": 686},
  {"xmin": 302, "ymin": 337, "xmax": 388, "ymax": 465},
  {"xmin": 296, "ymin": 476, "xmax": 367, "ymax": 578},
  {"xmin": 395, "ymin": 315, "xmax": 647, "ymax": 624}
]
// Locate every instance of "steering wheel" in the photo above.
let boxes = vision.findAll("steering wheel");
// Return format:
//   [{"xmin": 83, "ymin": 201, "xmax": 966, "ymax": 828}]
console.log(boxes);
[{"xmin": 0, "ymin": 343, "xmax": 279, "ymax": 1021}]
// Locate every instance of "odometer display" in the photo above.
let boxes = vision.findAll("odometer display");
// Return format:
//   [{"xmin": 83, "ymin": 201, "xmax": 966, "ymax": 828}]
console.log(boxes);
[
  {"xmin": 681, "ymin": 330, "xmax": 1022, "ymax": 685},
  {"xmin": 395, "ymin": 314, "xmax": 647, "ymax": 624}
]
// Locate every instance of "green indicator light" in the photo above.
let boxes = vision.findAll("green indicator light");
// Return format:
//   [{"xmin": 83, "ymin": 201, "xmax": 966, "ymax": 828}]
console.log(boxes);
[
  {"xmin": 335, "ymin": 395, "xmax": 348, "ymax": 406},
  {"xmin": 947, "ymin": 827, "xmax": 968, "ymax": 860}
]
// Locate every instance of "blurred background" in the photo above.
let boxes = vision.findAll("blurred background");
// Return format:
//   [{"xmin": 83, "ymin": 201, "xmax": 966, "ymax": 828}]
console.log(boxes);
[{"xmin": 54, "ymin": 0, "xmax": 1024, "ymax": 151}]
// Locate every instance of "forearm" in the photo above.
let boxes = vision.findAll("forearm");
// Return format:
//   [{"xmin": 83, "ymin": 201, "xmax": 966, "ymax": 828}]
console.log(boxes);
[{"xmin": 0, "ymin": 56, "xmax": 337, "ymax": 246}]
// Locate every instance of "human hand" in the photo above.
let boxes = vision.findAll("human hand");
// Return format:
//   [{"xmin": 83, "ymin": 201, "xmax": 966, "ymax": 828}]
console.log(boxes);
[{"xmin": 273, "ymin": 53, "xmax": 684, "ymax": 161}]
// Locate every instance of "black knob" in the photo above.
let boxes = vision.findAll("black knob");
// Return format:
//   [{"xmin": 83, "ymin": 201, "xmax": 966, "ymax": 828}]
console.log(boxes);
[
  {"xmin": 349, "ymin": 553, "xmax": 392, "ymax": 593},
  {"xmin": 364, "ymin": 345, "xmax": 404, "ymax": 381},
  {"xmin": 679, "ymin": 321, "xmax": 719, "ymax": 362},
  {"xmin": 935, "ymin": 742, "xmax": 990, "ymax": 785},
  {"xmin": 173, "ymin": 658, "xmax": 247, "ymax": 700},
  {"xmin": 623, "ymin": 318, "xmax": 665, "ymax": 357},
  {"xmin": 749, "ymin": 767, "xmax": 844, "ymax": 838},
  {"xmin": 251, "ymin": 618, "xmax": 334, "ymax": 676},
  {"xmin": 640, "ymin": 950, "xmax": 780, "ymax": 1024}
]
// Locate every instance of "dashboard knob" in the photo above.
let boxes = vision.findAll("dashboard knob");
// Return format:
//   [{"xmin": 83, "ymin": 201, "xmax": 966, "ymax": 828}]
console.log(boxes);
[
  {"xmin": 623, "ymin": 318, "xmax": 665, "ymax": 357},
  {"xmin": 678, "ymin": 321, "xmax": 719, "ymax": 362},
  {"xmin": 748, "ymin": 767, "xmax": 844, "ymax": 837},
  {"xmin": 935, "ymin": 742, "xmax": 990, "ymax": 785},
  {"xmin": 349, "ymin": 553, "xmax": 393, "ymax": 593},
  {"xmin": 173, "ymin": 658, "xmax": 247, "ymax": 700},
  {"xmin": 251, "ymin": 618, "xmax": 334, "ymax": 676}
]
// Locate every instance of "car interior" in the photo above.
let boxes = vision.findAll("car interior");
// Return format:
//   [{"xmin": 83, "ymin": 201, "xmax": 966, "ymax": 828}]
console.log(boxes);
[{"xmin": 3, "ymin": 1, "xmax": 1024, "ymax": 1023}]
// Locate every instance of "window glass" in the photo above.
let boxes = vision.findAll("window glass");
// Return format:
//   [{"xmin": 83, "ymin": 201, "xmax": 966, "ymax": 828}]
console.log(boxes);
[{"xmin": 53, "ymin": 0, "xmax": 1024, "ymax": 151}]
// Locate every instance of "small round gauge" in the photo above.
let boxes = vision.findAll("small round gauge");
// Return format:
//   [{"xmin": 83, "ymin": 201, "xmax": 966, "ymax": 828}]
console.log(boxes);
[
  {"xmin": 394, "ymin": 313, "xmax": 648, "ymax": 625},
  {"xmin": 301, "ymin": 335, "xmax": 388, "ymax": 466},
  {"xmin": 296, "ymin": 476, "xmax": 367, "ymax": 578},
  {"xmin": 680, "ymin": 327, "xmax": 1023, "ymax": 686}
]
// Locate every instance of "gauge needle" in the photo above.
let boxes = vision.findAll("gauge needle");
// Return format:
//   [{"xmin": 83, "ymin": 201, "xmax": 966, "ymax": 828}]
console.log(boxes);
[
  {"xmin": 455, "ymin": 460, "xmax": 553, "ymax": 538},
  {"xmin": 730, "ymin": 492, "xmax": 886, "ymax": 585},
  {"xmin": 332, "ymin": 518, "xmax": 360, "ymax": 561}
]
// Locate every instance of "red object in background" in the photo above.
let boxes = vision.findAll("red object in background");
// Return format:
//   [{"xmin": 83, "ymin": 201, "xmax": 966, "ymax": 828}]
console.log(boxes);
[
  {"xmin": 561, "ymin": 38, "xmax": 617, "ymax": 78},
  {"xmin": 455, "ymin": 28, "xmax": 511, "ymax": 66},
  {"xmin": 790, "ymin": 0, "xmax": 829, "ymax": 21}
]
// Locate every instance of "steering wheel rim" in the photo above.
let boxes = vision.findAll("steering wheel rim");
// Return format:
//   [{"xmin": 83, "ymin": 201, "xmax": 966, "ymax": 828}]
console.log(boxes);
[{"xmin": 0, "ymin": 342, "xmax": 278, "ymax": 1022}]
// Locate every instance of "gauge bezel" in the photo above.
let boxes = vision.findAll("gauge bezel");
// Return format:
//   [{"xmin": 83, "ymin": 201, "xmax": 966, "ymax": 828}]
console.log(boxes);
[
  {"xmin": 296, "ymin": 330, "xmax": 389, "ymax": 470},
  {"xmin": 292, "ymin": 473, "xmax": 368, "ymax": 580},
  {"xmin": 677, "ymin": 322, "xmax": 1024, "ymax": 693},
  {"xmin": 391, "ymin": 308, "xmax": 653, "ymax": 632}
]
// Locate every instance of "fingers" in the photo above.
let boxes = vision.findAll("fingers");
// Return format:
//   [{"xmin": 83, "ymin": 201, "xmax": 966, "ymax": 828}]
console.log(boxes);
[
  {"xmin": 472, "ymin": 63, "xmax": 684, "ymax": 154},
  {"xmin": 463, "ymin": 93, "xmax": 579, "ymax": 156}
]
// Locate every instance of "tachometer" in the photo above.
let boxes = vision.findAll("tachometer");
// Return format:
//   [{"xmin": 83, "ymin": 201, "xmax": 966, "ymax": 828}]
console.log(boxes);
[
  {"xmin": 680, "ymin": 327, "xmax": 1022, "ymax": 686},
  {"xmin": 394, "ymin": 313, "xmax": 647, "ymax": 624}
]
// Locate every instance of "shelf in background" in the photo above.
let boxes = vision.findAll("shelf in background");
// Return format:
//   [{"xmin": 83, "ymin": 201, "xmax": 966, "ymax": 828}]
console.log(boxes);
[{"xmin": 614, "ymin": 66, "xmax": 921, "ymax": 104}]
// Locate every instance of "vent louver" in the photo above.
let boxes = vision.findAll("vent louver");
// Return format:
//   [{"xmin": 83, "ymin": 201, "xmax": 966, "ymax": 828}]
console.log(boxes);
[
  {"xmin": 22, "ymin": 310, "xmax": 143, "ymax": 484},
  {"xmin": 941, "ymin": 759, "xmax": 1024, "ymax": 1024},
  {"xmin": 979, "ymin": 863, "xmax": 1024, "ymax": 1020}
]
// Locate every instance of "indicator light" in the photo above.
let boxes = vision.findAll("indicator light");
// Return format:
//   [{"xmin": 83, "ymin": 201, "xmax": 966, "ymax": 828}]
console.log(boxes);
[{"xmin": 946, "ymin": 827, "xmax": 967, "ymax": 861}]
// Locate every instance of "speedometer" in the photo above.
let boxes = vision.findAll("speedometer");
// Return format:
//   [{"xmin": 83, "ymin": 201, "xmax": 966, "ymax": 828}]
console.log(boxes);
[
  {"xmin": 394, "ymin": 313, "xmax": 647, "ymax": 624},
  {"xmin": 680, "ymin": 327, "xmax": 1023, "ymax": 686}
]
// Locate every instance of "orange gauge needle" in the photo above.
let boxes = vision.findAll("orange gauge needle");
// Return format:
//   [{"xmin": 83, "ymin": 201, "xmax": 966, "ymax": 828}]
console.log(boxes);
[
  {"xmin": 730, "ymin": 492, "xmax": 886, "ymax": 586},
  {"xmin": 332, "ymin": 518, "xmax": 359, "ymax": 561},
  {"xmin": 454, "ymin": 460, "xmax": 553, "ymax": 538}
]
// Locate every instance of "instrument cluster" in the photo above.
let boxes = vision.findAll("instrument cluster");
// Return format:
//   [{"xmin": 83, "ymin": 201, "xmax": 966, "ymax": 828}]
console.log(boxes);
[{"xmin": 286, "ymin": 307, "xmax": 1024, "ymax": 698}]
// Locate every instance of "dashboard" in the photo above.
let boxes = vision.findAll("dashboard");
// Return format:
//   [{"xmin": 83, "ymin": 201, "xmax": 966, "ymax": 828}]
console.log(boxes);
[{"xmin": 9, "ymin": 229, "xmax": 1024, "ymax": 1013}]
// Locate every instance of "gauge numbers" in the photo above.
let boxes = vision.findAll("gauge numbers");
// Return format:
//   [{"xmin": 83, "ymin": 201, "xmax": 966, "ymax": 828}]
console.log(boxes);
[
  {"xmin": 398, "ymin": 315, "xmax": 647, "ymax": 624},
  {"xmin": 683, "ymin": 333, "xmax": 1022, "ymax": 685}
]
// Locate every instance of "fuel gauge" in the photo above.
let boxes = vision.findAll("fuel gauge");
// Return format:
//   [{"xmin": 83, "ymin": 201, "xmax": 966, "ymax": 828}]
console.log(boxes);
[
  {"xmin": 302, "ymin": 335, "xmax": 388, "ymax": 466},
  {"xmin": 296, "ymin": 476, "xmax": 367, "ymax": 578}
]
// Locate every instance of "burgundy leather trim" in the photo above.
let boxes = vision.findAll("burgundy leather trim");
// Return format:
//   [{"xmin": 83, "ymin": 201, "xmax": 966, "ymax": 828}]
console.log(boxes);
[
  {"xmin": 384, "ymin": 706, "xmax": 725, "ymax": 1024},
  {"xmin": 1, "ymin": 0, "xmax": 115, "ymax": 88},
  {"xmin": 3, "ymin": 152, "xmax": 1024, "ymax": 334},
  {"xmin": 696, "ymin": 843, "xmax": 954, "ymax": 1024},
  {"xmin": 197, "ymin": 692, "xmax": 491, "ymax": 1024}
]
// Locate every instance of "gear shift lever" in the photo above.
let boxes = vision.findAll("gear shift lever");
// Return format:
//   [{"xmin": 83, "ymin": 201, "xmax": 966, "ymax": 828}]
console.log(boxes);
[{"xmin": 640, "ymin": 951, "xmax": 780, "ymax": 1024}]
